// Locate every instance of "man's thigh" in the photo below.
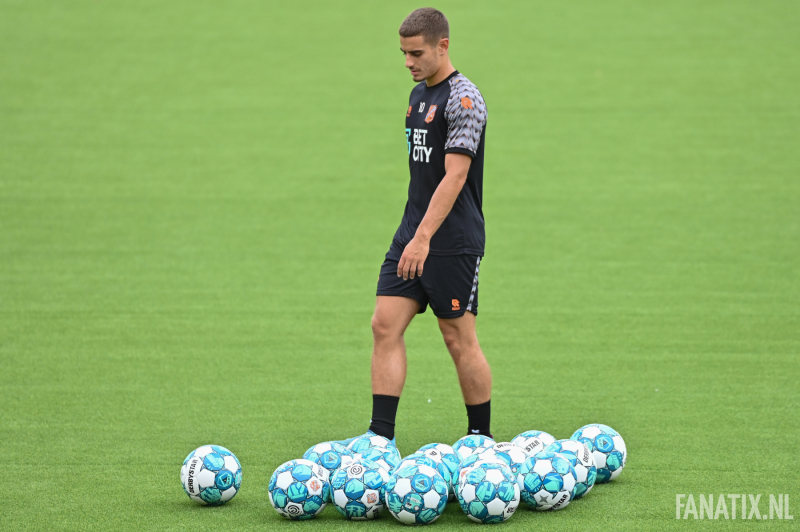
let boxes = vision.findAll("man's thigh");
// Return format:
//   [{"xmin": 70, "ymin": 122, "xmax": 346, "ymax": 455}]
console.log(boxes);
[
  {"xmin": 420, "ymin": 254, "xmax": 482, "ymax": 319},
  {"xmin": 372, "ymin": 295, "xmax": 422, "ymax": 336}
]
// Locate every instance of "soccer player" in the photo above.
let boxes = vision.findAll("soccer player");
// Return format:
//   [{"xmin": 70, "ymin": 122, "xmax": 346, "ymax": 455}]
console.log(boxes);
[{"xmin": 342, "ymin": 8, "xmax": 491, "ymax": 446}]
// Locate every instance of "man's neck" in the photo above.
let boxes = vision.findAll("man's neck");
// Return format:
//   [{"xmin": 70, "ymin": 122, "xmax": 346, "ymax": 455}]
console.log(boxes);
[{"xmin": 426, "ymin": 61, "xmax": 456, "ymax": 87}]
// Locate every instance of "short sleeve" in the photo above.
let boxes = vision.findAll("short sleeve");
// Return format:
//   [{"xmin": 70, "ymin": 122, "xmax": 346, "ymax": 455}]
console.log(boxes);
[{"xmin": 444, "ymin": 76, "xmax": 487, "ymax": 157}]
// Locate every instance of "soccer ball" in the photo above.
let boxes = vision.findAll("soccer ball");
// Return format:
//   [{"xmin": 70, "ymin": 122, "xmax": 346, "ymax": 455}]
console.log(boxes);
[
  {"xmin": 384, "ymin": 462, "xmax": 449, "ymax": 525},
  {"xmin": 268, "ymin": 459, "xmax": 330, "ymax": 520},
  {"xmin": 417, "ymin": 443, "xmax": 460, "ymax": 500},
  {"xmin": 478, "ymin": 442, "xmax": 530, "ymax": 477},
  {"xmin": 511, "ymin": 430, "xmax": 556, "ymax": 456},
  {"xmin": 452, "ymin": 434, "xmax": 496, "ymax": 462},
  {"xmin": 348, "ymin": 434, "xmax": 396, "ymax": 454},
  {"xmin": 570, "ymin": 424, "xmax": 627, "ymax": 483},
  {"xmin": 180, "ymin": 445, "xmax": 242, "ymax": 505},
  {"xmin": 457, "ymin": 461, "xmax": 520, "ymax": 523},
  {"xmin": 302, "ymin": 441, "xmax": 354, "ymax": 478},
  {"xmin": 396, "ymin": 453, "xmax": 436, "ymax": 471},
  {"xmin": 517, "ymin": 452, "xmax": 577, "ymax": 511},
  {"xmin": 544, "ymin": 439, "xmax": 597, "ymax": 499},
  {"xmin": 330, "ymin": 459, "xmax": 390, "ymax": 520},
  {"xmin": 354, "ymin": 444, "xmax": 401, "ymax": 473},
  {"xmin": 453, "ymin": 452, "xmax": 504, "ymax": 495}
]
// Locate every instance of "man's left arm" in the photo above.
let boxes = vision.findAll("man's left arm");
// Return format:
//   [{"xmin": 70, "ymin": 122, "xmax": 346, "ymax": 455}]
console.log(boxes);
[{"xmin": 397, "ymin": 152, "xmax": 472, "ymax": 280}]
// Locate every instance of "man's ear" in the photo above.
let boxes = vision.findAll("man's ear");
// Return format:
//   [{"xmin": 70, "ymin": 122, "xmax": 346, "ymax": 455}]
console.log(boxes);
[{"xmin": 438, "ymin": 38, "xmax": 449, "ymax": 55}]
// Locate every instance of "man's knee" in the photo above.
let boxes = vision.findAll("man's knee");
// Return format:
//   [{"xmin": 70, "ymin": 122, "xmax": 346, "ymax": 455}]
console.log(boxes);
[{"xmin": 372, "ymin": 313, "xmax": 400, "ymax": 344}]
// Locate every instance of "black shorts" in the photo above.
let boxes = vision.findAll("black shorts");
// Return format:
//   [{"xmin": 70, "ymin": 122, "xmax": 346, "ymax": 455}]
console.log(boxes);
[{"xmin": 376, "ymin": 240, "xmax": 482, "ymax": 319}]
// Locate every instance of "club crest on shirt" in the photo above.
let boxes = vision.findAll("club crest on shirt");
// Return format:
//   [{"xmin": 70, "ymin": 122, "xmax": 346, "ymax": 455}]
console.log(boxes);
[{"xmin": 425, "ymin": 104, "xmax": 437, "ymax": 123}]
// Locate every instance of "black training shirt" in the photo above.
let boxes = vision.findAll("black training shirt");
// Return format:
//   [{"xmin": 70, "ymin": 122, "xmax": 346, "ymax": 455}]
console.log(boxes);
[{"xmin": 391, "ymin": 70, "xmax": 487, "ymax": 257}]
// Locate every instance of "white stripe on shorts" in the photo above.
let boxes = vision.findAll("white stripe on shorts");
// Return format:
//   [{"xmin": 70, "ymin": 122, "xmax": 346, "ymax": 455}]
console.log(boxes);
[{"xmin": 466, "ymin": 257, "xmax": 481, "ymax": 312}]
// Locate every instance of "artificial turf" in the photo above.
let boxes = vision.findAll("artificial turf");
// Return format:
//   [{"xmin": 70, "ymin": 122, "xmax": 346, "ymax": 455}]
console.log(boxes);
[{"xmin": 1, "ymin": 0, "xmax": 798, "ymax": 530}]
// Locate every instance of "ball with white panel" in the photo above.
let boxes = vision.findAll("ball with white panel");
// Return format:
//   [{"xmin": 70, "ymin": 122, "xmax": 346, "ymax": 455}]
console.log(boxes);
[
  {"xmin": 417, "ymin": 443, "xmax": 460, "ymax": 500},
  {"xmin": 570, "ymin": 424, "xmax": 626, "ymax": 483},
  {"xmin": 478, "ymin": 442, "xmax": 530, "ymax": 477},
  {"xmin": 268, "ymin": 459, "xmax": 330, "ymax": 520},
  {"xmin": 348, "ymin": 434, "xmax": 396, "ymax": 454},
  {"xmin": 456, "ymin": 460, "xmax": 520, "ymax": 523},
  {"xmin": 180, "ymin": 445, "xmax": 242, "ymax": 505},
  {"xmin": 385, "ymin": 461, "xmax": 449, "ymax": 525},
  {"xmin": 511, "ymin": 430, "xmax": 556, "ymax": 457},
  {"xmin": 354, "ymin": 445, "xmax": 401, "ymax": 472},
  {"xmin": 452, "ymin": 434, "xmax": 496, "ymax": 462},
  {"xmin": 302, "ymin": 441, "xmax": 354, "ymax": 479},
  {"xmin": 544, "ymin": 439, "xmax": 597, "ymax": 499},
  {"xmin": 330, "ymin": 459, "xmax": 390, "ymax": 520},
  {"xmin": 517, "ymin": 451, "xmax": 577, "ymax": 511}
]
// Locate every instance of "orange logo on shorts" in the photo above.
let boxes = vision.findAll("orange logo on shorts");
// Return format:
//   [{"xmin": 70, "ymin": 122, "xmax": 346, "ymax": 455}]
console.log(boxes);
[
  {"xmin": 452, "ymin": 299, "xmax": 460, "ymax": 311},
  {"xmin": 461, "ymin": 96, "xmax": 473, "ymax": 109}
]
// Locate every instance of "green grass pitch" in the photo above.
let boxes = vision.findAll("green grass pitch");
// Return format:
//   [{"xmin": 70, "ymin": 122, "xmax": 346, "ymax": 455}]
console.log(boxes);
[{"xmin": 1, "ymin": 0, "xmax": 798, "ymax": 530}]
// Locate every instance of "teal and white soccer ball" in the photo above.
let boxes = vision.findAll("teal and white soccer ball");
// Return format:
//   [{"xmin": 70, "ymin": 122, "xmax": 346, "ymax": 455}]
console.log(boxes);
[
  {"xmin": 517, "ymin": 452, "xmax": 577, "ymax": 511},
  {"xmin": 330, "ymin": 459, "xmax": 390, "ymax": 520},
  {"xmin": 268, "ymin": 459, "xmax": 330, "ymax": 520},
  {"xmin": 354, "ymin": 444, "xmax": 401, "ymax": 473},
  {"xmin": 457, "ymin": 461, "xmax": 520, "ymax": 523},
  {"xmin": 544, "ymin": 439, "xmax": 597, "ymax": 498},
  {"xmin": 417, "ymin": 443, "xmax": 460, "ymax": 500},
  {"xmin": 452, "ymin": 434, "xmax": 496, "ymax": 462},
  {"xmin": 454, "ymin": 452, "xmax": 504, "ymax": 494},
  {"xmin": 180, "ymin": 445, "xmax": 242, "ymax": 505},
  {"xmin": 478, "ymin": 442, "xmax": 530, "ymax": 477},
  {"xmin": 570, "ymin": 424, "xmax": 627, "ymax": 483},
  {"xmin": 385, "ymin": 462, "xmax": 449, "ymax": 525},
  {"xmin": 511, "ymin": 430, "xmax": 556, "ymax": 457},
  {"xmin": 303, "ymin": 441, "xmax": 355, "ymax": 478},
  {"xmin": 348, "ymin": 434, "xmax": 396, "ymax": 454}
]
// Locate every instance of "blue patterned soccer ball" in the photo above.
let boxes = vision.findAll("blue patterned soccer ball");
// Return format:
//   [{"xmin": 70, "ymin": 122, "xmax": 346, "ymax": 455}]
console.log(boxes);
[
  {"xmin": 417, "ymin": 443, "xmax": 460, "ymax": 500},
  {"xmin": 453, "ymin": 453, "xmax": 504, "ymax": 495},
  {"xmin": 330, "ymin": 459, "xmax": 390, "ymax": 520},
  {"xmin": 570, "ymin": 424, "xmax": 627, "ymax": 483},
  {"xmin": 268, "ymin": 459, "xmax": 330, "ymax": 520},
  {"xmin": 180, "ymin": 445, "xmax": 242, "ymax": 505},
  {"xmin": 544, "ymin": 439, "xmax": 597, "ymax": 499},
  {"xmin": 385, "ymin": 462, "xmax": 449, "ymax": 525},
  {"xmin": 397, "ymin": 453, "xmax": 438, "ymax": 472},
  {"xmin": 511, "ymin": 430, "xmax": 556, "ymax": 457},
  {"xmin": 457, "ymin": 461, "xmax": 520, "ymax": 523},
  {"xmin": 303, "ymin": 441, "xmax": 355, "ymax": 478},
  {"xmin": 452, "ymin": 434, "xmax": 496, "ymax": 462},
  {"xmin": 348, "ymin": 434, "xmax": 397, "ymax": 454},
  {"xmin": 354, "ymin": 444, "xmax": 401, "ymax": 473},
  {"xmin": 517, "ymin": 452, "xmax": 577, "ymax": 511}
]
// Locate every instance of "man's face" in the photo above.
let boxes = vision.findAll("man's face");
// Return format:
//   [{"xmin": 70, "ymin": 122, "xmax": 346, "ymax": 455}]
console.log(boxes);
[{"xmin": 400, "ymin": 35, "xmax": 446, "ymax": 82}]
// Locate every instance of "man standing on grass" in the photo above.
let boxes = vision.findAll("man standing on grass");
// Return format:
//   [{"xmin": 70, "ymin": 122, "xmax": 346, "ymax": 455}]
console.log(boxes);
[{"xmin": 341, "ymin": 8, "xmax": 491, "ymax": 445}]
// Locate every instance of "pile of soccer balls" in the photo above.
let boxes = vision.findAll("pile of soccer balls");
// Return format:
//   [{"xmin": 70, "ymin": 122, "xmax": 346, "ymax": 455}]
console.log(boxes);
[{"xmin": 180, "ymin": 423, "xmax": 627, "ymax": 525}]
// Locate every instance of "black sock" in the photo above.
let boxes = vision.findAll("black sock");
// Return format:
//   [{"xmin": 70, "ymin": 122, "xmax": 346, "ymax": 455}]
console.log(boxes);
[
  {"xmin": 466, "ymin": 400, "xmax": 492, "ymax": 437},
  {"xmin": 368, "ymin": 394, "xmax": 400, "ymax": 440}
]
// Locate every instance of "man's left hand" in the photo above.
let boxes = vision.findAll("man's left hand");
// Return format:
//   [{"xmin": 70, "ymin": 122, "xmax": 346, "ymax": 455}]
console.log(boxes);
[{"xmin": 398, "ymin": 236, "xmax": 429, "ymax": 280}]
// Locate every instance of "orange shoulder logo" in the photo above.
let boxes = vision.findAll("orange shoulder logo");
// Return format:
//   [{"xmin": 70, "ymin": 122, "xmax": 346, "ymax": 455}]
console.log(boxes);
[
  {"xmin": 452, "ymin": 299, "xmax": 461, "ymax": 311},
  {"xmin": 407, "ymin": 105, "xmax": 412, "ymax": 117},
  {"xmin": 425, "ymin": 104, "xmax": 437, "ymax": 123},
  {"xmin": 461, "ymin": 96, "xmax": 473, "ymax": 110}
]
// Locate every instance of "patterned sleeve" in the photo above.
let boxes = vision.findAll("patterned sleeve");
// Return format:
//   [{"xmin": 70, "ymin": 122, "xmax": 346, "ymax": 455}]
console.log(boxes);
[{"xmin": 444, "ymin": 75, "xmax": 487, "ymax": 157}]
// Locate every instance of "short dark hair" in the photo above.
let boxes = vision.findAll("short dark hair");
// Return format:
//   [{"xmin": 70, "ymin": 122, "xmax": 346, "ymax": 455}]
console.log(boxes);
[{"xmin": 399, "ymin": 8, "xmax": 449, "ymax": 46}]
